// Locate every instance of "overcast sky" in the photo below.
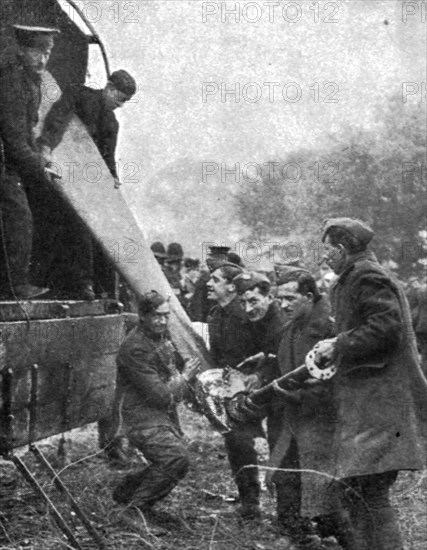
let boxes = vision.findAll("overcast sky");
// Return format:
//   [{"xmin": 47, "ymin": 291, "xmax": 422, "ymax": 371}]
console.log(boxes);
[{"xmin": 64, "ymin": 1, "xmax": 425, "ymax": 253}]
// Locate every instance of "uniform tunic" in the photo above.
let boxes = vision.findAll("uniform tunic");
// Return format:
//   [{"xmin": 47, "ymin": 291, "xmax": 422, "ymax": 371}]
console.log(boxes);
[
  {"xmin": 0, "ymin": 58, "xmax": 48, "ymax": 287},
  {"xmin": 248, "ymin": 300, "xmax": 286, "ymax": 450},
  {"xmin": 208, "ymin": 296, "xmax": 262, "ymax": 507},
  {"xmin": 113, "ymin": 326, "xmax": 190, "ymax": 508}
]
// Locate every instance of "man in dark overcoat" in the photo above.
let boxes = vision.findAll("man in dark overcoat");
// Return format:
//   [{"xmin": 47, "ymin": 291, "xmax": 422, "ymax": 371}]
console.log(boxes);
[
  {"xmin": 316, "ymin": 217, "xmax": 427, "ymax": 550},
  {"xmin": 112, "ymin": 291, "xmax": 201, "ymax": 520},
  {"xmin": 207, "ymin": 262, "xmax": 264, "ymax": 519},
  {"xmin": 270, "ymin": 267, "xmax": 335, "ymax": 544},
  {"xmin": 0, "ymin": 25, "xmax": 61, "ymax": 299}
]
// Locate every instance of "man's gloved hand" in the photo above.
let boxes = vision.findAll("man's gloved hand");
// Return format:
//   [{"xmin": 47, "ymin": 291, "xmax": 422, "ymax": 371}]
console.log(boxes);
[{"xmin": 272, "ymin": 380, "xmax": 302, "ymax": 404}]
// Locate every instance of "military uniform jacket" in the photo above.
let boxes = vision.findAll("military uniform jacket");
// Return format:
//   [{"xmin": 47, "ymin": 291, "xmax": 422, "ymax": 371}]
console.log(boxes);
[
  {"xmin": 208, "ymin": 296, "xmax": 256, "ymax": 369},
  {"xmin": 115, "ymin": 326, "xmax": 185, "ymax": 430},
  {"xmin": 249, "ymin": 300, "xmax": 286, "ymax": 385},
  {"xmin": 41, "ymin": 85, "xmax": 119, "ymax": 177},
  {"xmin": 0, "ymin": 58, "xmax": 47, "ymax": 181},
  {"xmin": 330, "ymin": 250, "xmax": 427, "ymax": 478}
]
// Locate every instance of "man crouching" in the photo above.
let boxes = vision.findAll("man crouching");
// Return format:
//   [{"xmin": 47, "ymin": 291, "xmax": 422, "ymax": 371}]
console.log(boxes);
[{"xmin": 112, "ymin": 290, "xmax": 201, "ymax": 517}]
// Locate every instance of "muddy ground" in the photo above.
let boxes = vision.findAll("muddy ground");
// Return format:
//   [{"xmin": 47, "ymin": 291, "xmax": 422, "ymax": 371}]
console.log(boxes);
[{"xmin": 0, "ymin": 406, "xmax": 425, "ymax": 549}]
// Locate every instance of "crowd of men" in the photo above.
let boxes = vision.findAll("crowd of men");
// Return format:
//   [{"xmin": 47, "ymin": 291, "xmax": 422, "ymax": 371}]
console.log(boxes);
[{"xmin": 109, "ymin": 218, "xmax": 427, "ymax": 550}]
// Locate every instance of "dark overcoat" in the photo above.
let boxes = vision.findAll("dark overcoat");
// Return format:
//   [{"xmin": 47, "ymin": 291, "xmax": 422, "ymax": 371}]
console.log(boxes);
[
  {"xmin": 330, "ymin": 250, "xmax": 427, "ymax": 479},
  {"xmin": 208, "ymin": 296, "xmax": 257, "ymax": 369},
  {"xmin": 271, "ymin": 296, "xmax": 336, "ymax": 516}
]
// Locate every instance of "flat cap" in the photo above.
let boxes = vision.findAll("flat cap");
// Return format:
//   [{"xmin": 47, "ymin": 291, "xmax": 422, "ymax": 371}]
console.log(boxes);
[
  {"xmin": 137, "ymin": 290, "xmax": 166, "ymax": 314},
  {"xmin": 13, "ymin": 25, "xmax": 60, "ymax": 49},
  {"xmin": 276, "ymin": 265, "xmax": 310, "ymax": 286},
  {"xmin": 109, "ymin": 70, "xmax": 137, "ymax": 97},
  {"xmin": 167, "ymin": 242, "xmax": 184, "ymax": 261},
  {"xmin": 227, "ymin": 251, "xmax": 244, "ymax": 267},
  {"xmin": 233, "ymin": 271, "xmax": 271, "ymax": 295},
  {"xmin": 208, "ymin": 245, "xmax": 231, "ymax": 255},
  {"xmin": 322, "ymin": 217, "xmax": 374, "ymax": 247},
  {"xmin": 150, "ymin": 241, "xmax": 167, "ymax": 259}
]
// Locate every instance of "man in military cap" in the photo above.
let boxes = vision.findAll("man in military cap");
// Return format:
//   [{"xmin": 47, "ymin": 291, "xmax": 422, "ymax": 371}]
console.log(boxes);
[
  {"xmin": 233, "ymin": 271, "xmax": 286, "ymax": 467},
  {"xmin": 112, "ymin": 290, "xmax": 201, "ymax": 523},
  {"xmin": 0, "ymin": 25, "xmax": 61, "ymax": 298},
  {"xmin": 206, "ymin": 262, "xmax": 263, "ymax": 519},
  {"xmin": 313, "ymin": 217, "xmax": 427, "ymax": 549}
]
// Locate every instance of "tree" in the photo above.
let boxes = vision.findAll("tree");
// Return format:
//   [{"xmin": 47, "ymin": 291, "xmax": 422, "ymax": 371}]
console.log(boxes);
[{"xmin": 235, "ymin": 96, "xmax": 426, "ymax": 277}]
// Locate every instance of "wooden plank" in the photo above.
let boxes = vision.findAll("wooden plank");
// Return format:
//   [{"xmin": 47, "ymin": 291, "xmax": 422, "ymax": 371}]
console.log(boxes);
[
  {"xmin": 52, "ymin": 115, "xmax": 213, "ymax": 371},
  {"xmin": 0, "ymin": 300, "xmax": 120, "ymax": 322}
]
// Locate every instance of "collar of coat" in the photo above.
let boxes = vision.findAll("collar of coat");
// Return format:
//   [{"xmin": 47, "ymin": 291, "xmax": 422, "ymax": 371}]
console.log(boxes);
[
  {"xmin": 251, "ymin": 299, "xmax": 283, "ymax": 328},
  {"xmin": 334, "ymin": 249, "xmax": 378, "ymax": 286},
  {"xmin": 209, "ymin": 295, "xmax": 246, "ymax": 320}
]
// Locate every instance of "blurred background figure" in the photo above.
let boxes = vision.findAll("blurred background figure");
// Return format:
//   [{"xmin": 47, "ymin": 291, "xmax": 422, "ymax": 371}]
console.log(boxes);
[
  {"xmin": 182, "ymin": 258, "xmax": 200, "ymax": 306},
  {"xmin": 164, "ymin": 242, "xmax": 186, "ymax": 308},
  {"xmin": 150, "ymin": 241, "xmax": 168, "ymax": 272}
]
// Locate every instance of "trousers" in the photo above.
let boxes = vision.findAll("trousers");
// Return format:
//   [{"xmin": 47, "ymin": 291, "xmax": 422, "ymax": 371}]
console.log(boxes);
[
  {"xmin": 0, "ymin": 171, "xmax": 93, "ymax": 292},
  {"xmin": 223, "ymin": 421, "xmax": 262, "ymax": 506},
  {"xmin": 319, "ymin": 470, "xmax": 403, "ymax": 550},
  {"xmin": 114, "ymin": 425, "xmax": 189, "ymax": 508}
]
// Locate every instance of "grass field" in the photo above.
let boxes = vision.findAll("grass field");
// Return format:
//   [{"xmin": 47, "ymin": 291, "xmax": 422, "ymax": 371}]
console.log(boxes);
[{"xmin": 0, "ymin": 406, "xmax": 425, "ymax": 550}]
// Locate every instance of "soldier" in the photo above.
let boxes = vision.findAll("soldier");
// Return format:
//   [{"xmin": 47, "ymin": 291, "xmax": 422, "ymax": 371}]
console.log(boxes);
[
  {"xmin": 39, "ymin": 69, "xmax": 136, "ymax": 299},
  {"xmin": 40, "ymin": 69, "xmax": 136, "ymax": 188},
  {"xmin": 271, "ymin": 266, "xmax": 335, "ymax": 547},
  {"xmin": 233, "ymin": 271, "xmax": 286, "ymax": 452},
  {"xmin": 164, "ymin": 242, "xmax": 186, "ymax": 307},
  {"xmin": 315, "ymin": 218, "xmax": 427, "ymax": 549},
  {"xmin": 112, "ymin": 291, "xmax": 201, "ymax": 523},
  {"xmin": 206, "ymin": 262, "xmax": 263, "ymax": 519},
  {"xmin": 0, "ymin": 25, "xmax": 61, "ymax": 299},
  {"xmin": 181, "ymin": 257, "xmax": 200, "ymax": 305},
  {"xmin": 189, "ymin": 245, "xmax": 241, "ymax": 322}
]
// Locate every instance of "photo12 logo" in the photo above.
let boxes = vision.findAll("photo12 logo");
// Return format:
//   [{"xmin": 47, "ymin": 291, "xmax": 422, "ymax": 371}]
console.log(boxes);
[
  {"xmin": 402, "ymin": 2, "xmax": 427, "ymax": 22},
  {"xmin": 202, "ymin": 161, "xmax": 340, "ymax": 185},
  {"xmin": 201, "ymin": 1, "xmax": 342, "ymax": 24},
  {"xmin": 202, "ymin": 82, "xmax": 340, "ymax": 104},
  {"xmin": 58, "ymin": 1, "xmax": 140, "ymax": 24},
  {"xmin": 402, "ymin": 82, "xmax": 426, "ymax": 103}
]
